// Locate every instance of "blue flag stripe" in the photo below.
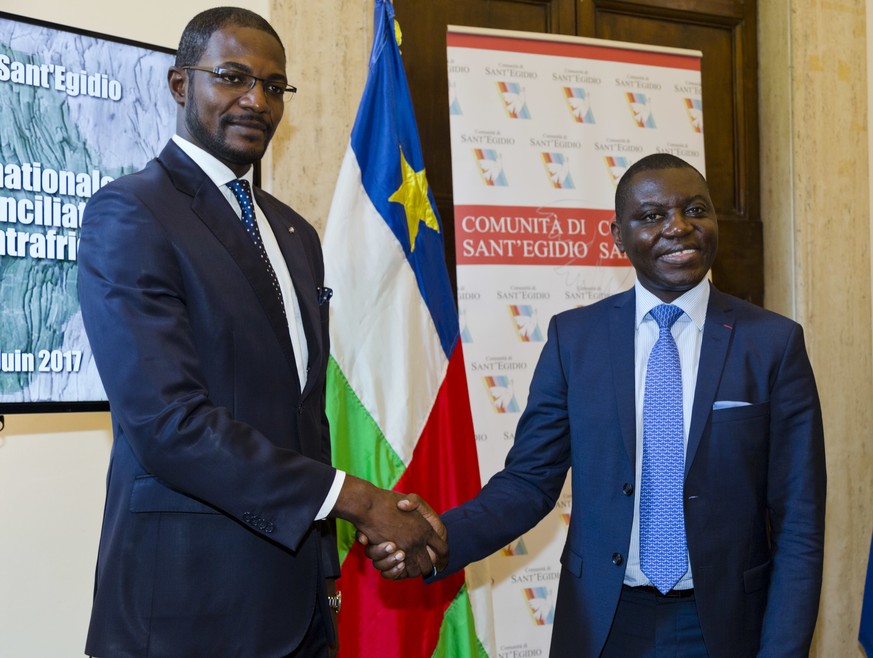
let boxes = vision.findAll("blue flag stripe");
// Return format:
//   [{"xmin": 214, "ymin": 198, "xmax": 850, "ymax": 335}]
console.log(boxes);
[
  {"xmin": 349, "ymin": 0, "xmax": 458, "ymax": 358},
  {"xmin": 861, "ymin": 531, "xmax": 873, "ymax": 655}
]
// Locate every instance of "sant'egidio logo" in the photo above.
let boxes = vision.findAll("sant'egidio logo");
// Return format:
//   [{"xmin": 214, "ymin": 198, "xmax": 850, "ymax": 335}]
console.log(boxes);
[
  {"xmin": 604, "ymin": 156, "xmax": 629, "ymax": 187},
  {"xmin": 449, "ymin": 81, "xmax": 462, "ymax": 116},
  {"xmin": 484, "ymin": 375, "xmax": 520, "ymax": 413},
  {"xmin": 683, "ymin": 97, "xmax": 703, "ymax": 133},
  {"xmin": 502, "ymin": 537, "xmax": 529, "ymax": 556},
  {"xmin": 523, "ymin": 587, "xmax": 555, "ymax": 625},
  {"xmin": 473, "ymin": 148, "xmax": 508, "ymax": 186},
  {"xmin": 563, "ymin": 86, "xmax": 594, "ymax": 123},
  {"xmin": 540, "ymin": 152, "xmax": 574, "ymax": 190},
  {"xmin": 625, "ymin": 92, "xmax": 656, "ymax": 128},
  {"xmin": 497, "ymin": 81, "xmax": 531, "ymax": 119},
  {"xmin": 459, "ymin": 308, "xmax": 474, "ymax": 344},
  {"xmin": 509, "ymin": 305, "xmax": 544, "ymax": 342}
]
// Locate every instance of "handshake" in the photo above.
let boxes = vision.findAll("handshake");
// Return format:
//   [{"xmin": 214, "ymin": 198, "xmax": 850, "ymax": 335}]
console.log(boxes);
[{"xmin": 331, "ymin": 474, "xmax": 447, "ymax": 580}]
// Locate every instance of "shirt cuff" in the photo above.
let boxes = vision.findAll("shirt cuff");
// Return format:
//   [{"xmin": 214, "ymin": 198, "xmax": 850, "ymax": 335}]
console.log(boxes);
[{"xmin": 315, "ymin": 469, "xmax": 346, "ymax": 521}]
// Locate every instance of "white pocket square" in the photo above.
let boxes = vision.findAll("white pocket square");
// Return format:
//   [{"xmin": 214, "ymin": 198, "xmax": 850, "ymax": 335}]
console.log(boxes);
[{"xmin": 713, "ymin": 400, "xmax": 752, "ymax": 410}]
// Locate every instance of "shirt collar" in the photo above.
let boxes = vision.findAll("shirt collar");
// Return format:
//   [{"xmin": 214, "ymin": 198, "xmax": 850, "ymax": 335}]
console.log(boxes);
[
  {"xmin": 171, "ymin": 134, "xmax": 254, "ymax": 188},
  {"xmin": 634, "ymin": 277, "xmax": 710, "ymax": 331}
]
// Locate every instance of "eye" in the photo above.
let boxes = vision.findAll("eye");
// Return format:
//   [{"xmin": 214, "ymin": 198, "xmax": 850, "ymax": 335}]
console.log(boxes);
[
  {"xmin": 216, "ymin": 70, "xmax": 247, "ymax": 86},
  {"xmin": 685, "ymin": 205, "xmax": 707, "ymax": 216},
  {"xmin": 641, "ymin": 212, "xmax": 663, "ymax": 223},
  {"xmin": 265, "ymin": 82, "xmax": 286, "ymax": 97}
]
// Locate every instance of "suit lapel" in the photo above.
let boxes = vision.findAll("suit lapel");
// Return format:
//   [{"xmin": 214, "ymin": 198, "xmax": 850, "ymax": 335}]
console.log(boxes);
[
  {"xmin": 156, "ymin": 143, "xmax": 298, "ymax": 378},
  {"xmin": 685, "ymin": 286, "xmax": 734, "ymax": 475},
  {"xmin": 256, "ymin": 190, "xmax": 324, "ymax": 400},
  {"xmin": 609, "ymin": 289, "xmax": 638, "ymax": 468}
]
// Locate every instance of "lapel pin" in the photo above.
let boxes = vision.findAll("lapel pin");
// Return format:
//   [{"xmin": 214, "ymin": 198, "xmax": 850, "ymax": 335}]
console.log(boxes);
[{"xmin": 288, "ymin": 226, "xmax": 295, "ymax": 234}]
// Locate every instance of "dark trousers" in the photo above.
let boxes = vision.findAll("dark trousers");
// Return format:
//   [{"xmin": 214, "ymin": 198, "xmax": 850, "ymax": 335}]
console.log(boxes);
[
  {"xmin": 283, "ymin": 604, "xmax": 332, "ymax": 658},
  {"xmin": 601, "ymin": 586, "xmax": 709, "ymax": 658}
]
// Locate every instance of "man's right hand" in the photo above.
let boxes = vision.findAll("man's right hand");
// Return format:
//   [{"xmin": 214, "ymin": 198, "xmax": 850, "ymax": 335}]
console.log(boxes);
[
  {"xmin": 330, "ymin": 477, "xmax": 446, "ymax": 578},
  {"xmin": 360, "ymin": 493, "xmax": 447, "ymax": 580}
]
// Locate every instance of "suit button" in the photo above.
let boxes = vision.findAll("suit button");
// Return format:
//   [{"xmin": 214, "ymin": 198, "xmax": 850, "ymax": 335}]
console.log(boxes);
[
  {"xmin": 622, "ymin": 482, "xmax": 634, "ymax": 496},
  {"xmin": 612, "ymin": 552, "xmax": 624, "ymax": 566},
  {"xmin": 297, "ymin": 404, "xmax": 304, "ymax": 415}
]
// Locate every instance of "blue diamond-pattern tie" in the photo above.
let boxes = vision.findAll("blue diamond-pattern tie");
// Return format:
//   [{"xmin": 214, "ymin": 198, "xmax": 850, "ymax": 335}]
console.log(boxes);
[
  {"xmin": 640, "ymin": 303, "xmax": 687, "ymax": 594},
  {"xmin": 227, "ymin": 179, "xmax": 285, "ymax": 317}
]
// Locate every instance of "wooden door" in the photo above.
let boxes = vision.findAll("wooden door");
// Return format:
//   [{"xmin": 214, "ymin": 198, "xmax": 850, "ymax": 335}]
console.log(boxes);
[{"xmin": 394, "ymin": 0, "xmax": 761, "ymax": 303}]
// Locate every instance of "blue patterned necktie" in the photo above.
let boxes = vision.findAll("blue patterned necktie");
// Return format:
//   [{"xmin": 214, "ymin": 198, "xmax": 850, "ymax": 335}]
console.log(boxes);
[
  {"xmin": 640, "ymin": 303, "xmax": 687, "ymax": 594},
  {"xmin": 226, "ymin": 179, "xmax": 285, "ymax": 317}
]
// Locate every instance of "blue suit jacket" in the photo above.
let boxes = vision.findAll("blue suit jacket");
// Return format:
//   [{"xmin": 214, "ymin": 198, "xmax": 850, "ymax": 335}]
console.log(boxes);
[
  {"xmin": 440, "ymin": 286, "xmax": 826, "ymax": 658},
  {"xmin": 78, "ymin": 141, "xmax": 339, "ymax": 657}
]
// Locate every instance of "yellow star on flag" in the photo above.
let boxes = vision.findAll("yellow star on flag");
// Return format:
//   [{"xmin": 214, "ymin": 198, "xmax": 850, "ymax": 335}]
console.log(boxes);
[{"xmin": 388, "ymin": 147, "xmax": 440, "ymax": 251}]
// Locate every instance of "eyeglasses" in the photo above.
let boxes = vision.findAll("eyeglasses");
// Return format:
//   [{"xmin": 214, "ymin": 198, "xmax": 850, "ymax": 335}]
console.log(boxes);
[{"xmin": 183, "ymin": 66, "xmax": 297, "ymax": 102}]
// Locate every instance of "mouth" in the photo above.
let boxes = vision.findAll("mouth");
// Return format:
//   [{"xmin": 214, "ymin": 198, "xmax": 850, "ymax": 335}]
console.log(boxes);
[
  {"xmin": 226, "ymin": 116, "xmax": 271, "ymax": 136},
  {"xmin": 658, "ymin": 247, "xmax": 699, "ymax": 264}
]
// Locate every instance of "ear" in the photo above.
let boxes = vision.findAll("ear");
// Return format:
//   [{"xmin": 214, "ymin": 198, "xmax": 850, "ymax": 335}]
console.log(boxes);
[
  {"xmin": 610, "ymin": 218, "xmax": 625, "ymax": 253},
  {"xmin": 168, "ymin": 67, "xmax": 188, "ymax": 107}
]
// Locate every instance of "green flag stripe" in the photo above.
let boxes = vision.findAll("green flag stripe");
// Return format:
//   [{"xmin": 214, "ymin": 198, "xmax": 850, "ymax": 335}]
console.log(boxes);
[
  {"xmin": 431, "ymin": 586, "xmax": 490, "ymax": 658},
  {"xmin": 326, "ymin": 356, "xmax": 406, "ymax": 561}
]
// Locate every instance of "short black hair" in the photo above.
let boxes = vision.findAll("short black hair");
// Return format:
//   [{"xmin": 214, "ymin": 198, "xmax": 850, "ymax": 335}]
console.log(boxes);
[
  {"xmin": 614, "ymin": 153, "xmax": 708, "ymax": 222},
  {"xmin": 175, "ymin": 7, "xmax": 285, "ymax": 68}
]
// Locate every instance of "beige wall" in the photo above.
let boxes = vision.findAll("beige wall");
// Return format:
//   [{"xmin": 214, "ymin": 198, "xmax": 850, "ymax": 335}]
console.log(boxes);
[
  {"xmin": 268, "ymin": 0, "xmax": 373, "ymax": 232},
  {"xmin": 2, "ymin": 1, "xmax": 871, "ymax": 655},
  {"xmin": 760, "ymin": 1, "xmax": 873, "ymax": 656}
]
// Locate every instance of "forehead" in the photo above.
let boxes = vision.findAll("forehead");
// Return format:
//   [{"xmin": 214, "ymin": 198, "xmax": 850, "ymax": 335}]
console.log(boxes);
[
  {"xmin": 199, "ymin": 24, "xmax": 285, "ymax": 72},
  {"xmin": 626, "ymin": 167, "xmax": 710, "ymax": 205}
]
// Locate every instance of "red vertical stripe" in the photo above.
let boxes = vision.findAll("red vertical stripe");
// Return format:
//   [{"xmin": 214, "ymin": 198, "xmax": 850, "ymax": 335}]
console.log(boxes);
[{"xmin": 338, "ymin": 343, "xmax": 481, "ymax": 656}]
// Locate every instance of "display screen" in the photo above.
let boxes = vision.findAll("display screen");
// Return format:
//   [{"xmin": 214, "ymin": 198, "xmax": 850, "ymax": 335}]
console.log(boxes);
[{"xmin": 0, "ymin": 12, "xmax": 176, "ymax": 413}]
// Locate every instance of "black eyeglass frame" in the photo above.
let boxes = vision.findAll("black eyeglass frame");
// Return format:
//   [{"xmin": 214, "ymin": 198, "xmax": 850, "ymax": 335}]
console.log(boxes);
[{"xmin": 182, "ymin": 66, "xmax": 297, "ymax": 101}]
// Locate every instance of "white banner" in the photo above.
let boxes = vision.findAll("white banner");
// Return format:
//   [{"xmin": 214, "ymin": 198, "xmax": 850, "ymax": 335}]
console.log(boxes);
[{"xmin": 448, "ymin": 26, "xmax": 705, "ymax": 656}]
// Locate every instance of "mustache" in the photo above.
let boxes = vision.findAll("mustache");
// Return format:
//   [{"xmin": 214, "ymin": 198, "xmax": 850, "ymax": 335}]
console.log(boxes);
[{"xmin": 222, "ymin": 114, "xmax": 271, "ymax": 132}]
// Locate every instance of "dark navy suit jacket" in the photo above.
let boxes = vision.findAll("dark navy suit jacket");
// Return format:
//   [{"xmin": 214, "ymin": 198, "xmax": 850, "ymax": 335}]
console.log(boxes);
[
  {"xmin": 439, "ymin": 286, "xmax": 826, "ymax": 658},
  {"xmin": 78, "ymin": 141, "xmax": 338, "ymax": 657}
]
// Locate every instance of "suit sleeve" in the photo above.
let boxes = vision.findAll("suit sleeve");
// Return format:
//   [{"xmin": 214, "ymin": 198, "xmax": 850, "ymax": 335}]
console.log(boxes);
[
  {"xmin": 439, "ymin": 315, "xmax": 572, "ymax": 575},
  {"xmin": 759, "ymin": 323, "xmax": 826, "ymax": 655},
  {"xmin": 77, "ymin": 184, "xmax": 337, "ymax": 553}
]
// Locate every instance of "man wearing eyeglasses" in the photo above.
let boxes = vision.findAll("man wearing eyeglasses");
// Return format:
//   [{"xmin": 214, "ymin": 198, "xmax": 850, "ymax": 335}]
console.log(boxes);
[{"xmin": 78, "ymin": 7, "xmax": 444, "ymax": 658}]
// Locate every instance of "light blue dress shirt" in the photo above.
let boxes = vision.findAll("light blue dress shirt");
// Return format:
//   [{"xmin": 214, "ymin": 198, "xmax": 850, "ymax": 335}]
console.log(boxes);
[{"xmin": 623, "ymin": 277, "xmax": 710, "ymax": 590}]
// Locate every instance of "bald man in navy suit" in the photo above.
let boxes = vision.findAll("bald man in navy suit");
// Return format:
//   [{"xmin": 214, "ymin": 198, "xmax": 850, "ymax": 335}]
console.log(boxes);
[{"xmin": 367, "ymin": 153, "xmax": 826, "ymax": 658}]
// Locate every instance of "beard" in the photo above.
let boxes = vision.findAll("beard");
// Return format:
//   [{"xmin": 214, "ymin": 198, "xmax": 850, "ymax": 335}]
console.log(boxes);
[{"xmin": 184, "ymin": 90, "xmax": 273, "ymax": 168}]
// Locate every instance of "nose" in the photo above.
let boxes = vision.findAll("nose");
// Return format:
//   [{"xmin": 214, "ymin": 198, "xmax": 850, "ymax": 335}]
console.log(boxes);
[
  {"xmin": 238, "ymin": 80, "xmax": 270, "ymax": 112},
  {"xmin": 662, "ymin": 209, "xmax": 693, "ymax": 236}
]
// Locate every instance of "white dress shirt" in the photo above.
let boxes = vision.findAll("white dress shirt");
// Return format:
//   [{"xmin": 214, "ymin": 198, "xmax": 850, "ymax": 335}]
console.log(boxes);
[
  {"xmin": 623, "ymin": 277, "xmax": 710, "ymax": 590},
  {"xmin": 171, "ymin": 135, "xmax": 344, "ymax": 520},
  {"xmin": 171, "ymin": 135, "xmax": 309, "ymax": 389}
]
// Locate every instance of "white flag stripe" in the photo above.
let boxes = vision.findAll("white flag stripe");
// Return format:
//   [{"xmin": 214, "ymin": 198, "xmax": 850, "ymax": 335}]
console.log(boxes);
[{"xmin": 323, "ymin": 146, "xmax": 448, "ymax": 465}]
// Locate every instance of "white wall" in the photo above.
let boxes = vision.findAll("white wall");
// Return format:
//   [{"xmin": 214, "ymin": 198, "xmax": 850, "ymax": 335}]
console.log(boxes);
[
  {"xmin": 0, "ymin": 414, "xmax": 111, "ymax": 656},
  {"xmin": 0, "ymin": 3, "xmax": 267, "ymax": 656}
]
